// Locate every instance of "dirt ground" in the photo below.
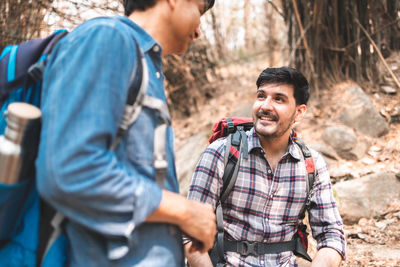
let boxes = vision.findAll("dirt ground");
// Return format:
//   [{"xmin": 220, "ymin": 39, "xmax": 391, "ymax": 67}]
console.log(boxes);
[{"xmin": 172, "ymin": 54, "xmax": 400, "ymax": 266}]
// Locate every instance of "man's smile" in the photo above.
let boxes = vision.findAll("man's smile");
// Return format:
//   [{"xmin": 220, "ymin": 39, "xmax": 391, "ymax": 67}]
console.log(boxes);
[{"xmin": 257, "ymin": 111, "xmax": 278, "ymax": 122}]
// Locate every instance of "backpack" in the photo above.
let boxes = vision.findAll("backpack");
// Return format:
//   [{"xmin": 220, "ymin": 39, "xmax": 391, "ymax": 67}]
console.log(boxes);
[
  {"xmin": 0, "ymin": 17, "xmax": 170, "ymax": 266},
  {"xmin": 208, "ymin": 117, "xmax": 315, "ymax": 266}
]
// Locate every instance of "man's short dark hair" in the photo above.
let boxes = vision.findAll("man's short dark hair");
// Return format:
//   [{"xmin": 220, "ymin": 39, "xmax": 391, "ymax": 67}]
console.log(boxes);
[
  {"xmin": 123, "ymin": 0, "xmax": 158, "ymax": 16},
  {"xmin": 256, "ymin": 66, "xmax": 310, "ymax": 105},
  {"xmin": 124, "ymin": 0, "xmax": 215, "ymax": 16}
]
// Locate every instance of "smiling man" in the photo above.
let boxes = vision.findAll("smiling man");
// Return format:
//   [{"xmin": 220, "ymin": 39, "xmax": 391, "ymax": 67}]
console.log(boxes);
[
  {"xmin": 36, "ymin": 0, "xmax": 216, "ymax": 266},
  {"xmin": 185, "ymin": 67, "xmax": 346, "ymax": 266}
]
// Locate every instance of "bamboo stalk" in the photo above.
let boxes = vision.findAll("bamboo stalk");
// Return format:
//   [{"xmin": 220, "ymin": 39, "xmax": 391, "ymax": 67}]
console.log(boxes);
[
  {"xmin": 291, "ymin": 0, "xmax": 318, "ymax": 97},
  {"xmin": 354, "ymin": 18, "xmax": 400, "ymax": 90}
]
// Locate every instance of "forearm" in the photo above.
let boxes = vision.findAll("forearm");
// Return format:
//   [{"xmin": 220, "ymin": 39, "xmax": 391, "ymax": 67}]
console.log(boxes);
[
  {"xmin": 146, "ymin": 190, "xmax": 190, "ymax": 224},
  {"xmin": 184, "ymin": 242, "xmax": 213, "ymax": 267},
  {"xmin": 147, "ymin": 190, "xmax": 217, "ymax": 253},
  {"xmin": 311, "ymin": 247, "xmax": 342, "ymax": 267}
]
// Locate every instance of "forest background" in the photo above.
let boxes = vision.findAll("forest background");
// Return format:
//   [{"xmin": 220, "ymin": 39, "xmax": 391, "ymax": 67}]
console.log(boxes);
[{"xmin": 2, "ymin": 0, "xmax": 400, "ymax": 266}]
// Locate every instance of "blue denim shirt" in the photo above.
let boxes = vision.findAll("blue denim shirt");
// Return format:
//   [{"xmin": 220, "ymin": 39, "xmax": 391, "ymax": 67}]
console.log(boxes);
[{"xmin": 36, "ymin": 16, "xmax": 184, "ymax": 266}]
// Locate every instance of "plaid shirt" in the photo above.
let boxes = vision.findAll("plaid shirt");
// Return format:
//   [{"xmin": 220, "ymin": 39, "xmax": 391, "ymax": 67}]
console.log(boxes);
[{"xmin": 188, "ymin": 128, "xmax": 346, "ymax": 266}]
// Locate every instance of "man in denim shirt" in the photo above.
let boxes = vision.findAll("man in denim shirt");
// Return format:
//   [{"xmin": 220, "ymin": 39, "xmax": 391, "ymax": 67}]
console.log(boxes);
[{"xmin": 36, "ymin": 0, "xmax": 216, "ymax": 266}]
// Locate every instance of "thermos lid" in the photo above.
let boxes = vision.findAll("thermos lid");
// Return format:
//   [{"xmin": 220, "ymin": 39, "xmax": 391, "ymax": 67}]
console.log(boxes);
[{"xmin": 7, "ymin": 102, "xmax": 41, "ymax": 120}]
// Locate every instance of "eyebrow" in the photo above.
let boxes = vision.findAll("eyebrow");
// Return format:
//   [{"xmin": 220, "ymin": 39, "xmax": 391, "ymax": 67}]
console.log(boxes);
[
  {"xmin": 256, "ymin": 90, "xmax": 289, "ymax": 99},
  {"xmin": 275, "ymin": 92, "xmax": 289, "ymax": 98}
]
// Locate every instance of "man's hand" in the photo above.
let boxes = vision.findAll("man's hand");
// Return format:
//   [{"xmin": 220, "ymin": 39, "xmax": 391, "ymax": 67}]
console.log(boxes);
[
  {"xmin": 184, "ymin": 242, "xmax": 214, "ymax": 267},
  {"xmin": 146, "ymin": 190, "xmax": 216, "ymax": 253},
  {"xmin": 311, "ymin": 247, "xmax": 342, "ymax": 267}
]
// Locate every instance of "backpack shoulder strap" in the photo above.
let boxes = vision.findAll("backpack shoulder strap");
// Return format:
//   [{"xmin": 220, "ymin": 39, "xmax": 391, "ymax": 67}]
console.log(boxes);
[
  {"xmin": 220, "ymin": 124, "xmax": 248, "ymax": 202},
  {"xmin": 293, "ymin": 137, "xmax": 315, "ymax": 212},
  {"xmin": 110, "ymin": 39, "xmax": 148, "ymax": 150},
  {"xmin": 0, "ymin": 30, "xmax": 68, "ymax": 96},
  {"xmin": 211, "ymin": 123, "xmax": 249, "ymax": 265}
]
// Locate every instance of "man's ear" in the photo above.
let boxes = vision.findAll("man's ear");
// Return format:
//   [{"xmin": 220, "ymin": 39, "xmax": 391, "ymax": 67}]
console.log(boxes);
[
  {"xmin": 294, "ymin": 104, "xmax": 307, "ymax": 123},
  {"xmin": 166, "ymin": 0, "xmax": 177, "ymax": 10}
]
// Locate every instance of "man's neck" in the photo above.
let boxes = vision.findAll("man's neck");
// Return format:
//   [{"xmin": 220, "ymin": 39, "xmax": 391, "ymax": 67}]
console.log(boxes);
[
  {"xmin": 258, "ymin": 131, "xmax": 291, "ymax": 172},
  {"xmin": 128, "ymin": 3, "xmax": 171, "ymax": 56}
]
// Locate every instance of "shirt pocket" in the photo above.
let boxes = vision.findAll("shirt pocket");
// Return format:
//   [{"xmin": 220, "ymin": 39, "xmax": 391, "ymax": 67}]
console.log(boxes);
[{"xmin": 126, "ymin": 108, "xmax": 156, "ymax": 166}]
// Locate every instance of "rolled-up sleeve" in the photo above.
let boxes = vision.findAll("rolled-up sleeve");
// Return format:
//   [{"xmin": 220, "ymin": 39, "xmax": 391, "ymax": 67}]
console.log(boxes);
[
  {"xmin": 308, "ymin": 152, "xmax": 346, "ymax": 259},
  {"xmin": 36, "ymin": 20, "xmax": 161, "ymax": 239}
]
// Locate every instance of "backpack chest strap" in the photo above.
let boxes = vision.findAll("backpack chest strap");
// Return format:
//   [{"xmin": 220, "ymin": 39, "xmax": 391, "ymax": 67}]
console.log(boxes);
[{"xmin": 223, "ymin": 239, "xmax": 297, "ymax": 257}]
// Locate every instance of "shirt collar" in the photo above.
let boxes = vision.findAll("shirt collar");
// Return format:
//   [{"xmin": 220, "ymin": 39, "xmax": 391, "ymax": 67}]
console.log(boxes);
[
  {"xmin": 247, "ymin": 128, "xmax": 302, "ymax": 161},
  {"xmin": 116, "ymin": 16, "xmax": 162, "ymax": 54}
]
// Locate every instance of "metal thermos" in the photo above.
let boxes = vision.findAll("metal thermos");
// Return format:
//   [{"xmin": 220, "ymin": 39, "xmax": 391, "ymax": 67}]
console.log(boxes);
[{"xmin": 0, "ymin": 102, "xmax": 41, "ymax": 184}]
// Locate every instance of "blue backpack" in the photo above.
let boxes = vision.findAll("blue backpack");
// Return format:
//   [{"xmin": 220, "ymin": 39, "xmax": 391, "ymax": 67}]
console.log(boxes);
[
  {"xmin": 0, "ymin": 29, "xmax": 69, "ymax": 267},
  {"xmin": 0, "ymin": 18, "xmax": 154, "ymax": 266}
]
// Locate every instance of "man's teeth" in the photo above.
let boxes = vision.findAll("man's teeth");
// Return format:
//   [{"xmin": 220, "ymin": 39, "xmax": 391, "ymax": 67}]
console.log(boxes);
[{"xmin": 261, "ymin": 116, "xmax": 275, "ymax": 121}]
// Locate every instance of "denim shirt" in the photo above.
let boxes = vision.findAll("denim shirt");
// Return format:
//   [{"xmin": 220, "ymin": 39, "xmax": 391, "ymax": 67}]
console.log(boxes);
[{"xmin": 36, "ymin": 16, "xmax": 184, "ymax": 266}]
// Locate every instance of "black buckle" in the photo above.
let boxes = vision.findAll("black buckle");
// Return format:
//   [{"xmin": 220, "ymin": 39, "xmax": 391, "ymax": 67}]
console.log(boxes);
[{"xmin": 241, "ymin": 241, "xmax": 258, "ymax": 256}]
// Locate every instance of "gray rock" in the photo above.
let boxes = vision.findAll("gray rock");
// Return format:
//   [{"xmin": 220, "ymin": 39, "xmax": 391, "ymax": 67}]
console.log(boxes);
[
  {"xmin": 338, "ymin": 137, "xmax": 370, "ymax": 161},
  {"xmin": 322, "ymin": 125, "xmax": 368, "ymax": 160},
  {"xmin": 176, "ymin": 131, "xmax": 209, "ymax": 196},
  {"xmin": 380, "ymin": 85, "xmax": 397, "ymax": 94},
  {"xmin": 338, "ymin": 85, "xmax": 389, "ymax": 137},
  {"xmin": 333, "ymin": 172, "xmax": 400, "ymax": 224},
  {"xmin": 308, "ymin": 143, "xmax": 339, "ymax": 160},
  {"xmin": 322, "ymin": 126, "xmax": 357, "ymax": 151}
]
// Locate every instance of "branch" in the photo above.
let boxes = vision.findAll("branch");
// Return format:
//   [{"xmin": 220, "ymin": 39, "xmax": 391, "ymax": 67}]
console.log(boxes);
[
  {"xmin": 267, "ymin": 0, "xmax": 284, "ymax": 18},
  {"xmin": 354, "ymin": 18, "xmax": 400, "ymax": 90}
]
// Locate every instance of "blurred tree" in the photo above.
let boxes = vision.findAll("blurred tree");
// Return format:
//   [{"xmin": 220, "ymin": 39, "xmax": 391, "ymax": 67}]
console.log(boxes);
[{"xmin": 0, "ymin": 0, "xmax": 52, "ymax": 51}]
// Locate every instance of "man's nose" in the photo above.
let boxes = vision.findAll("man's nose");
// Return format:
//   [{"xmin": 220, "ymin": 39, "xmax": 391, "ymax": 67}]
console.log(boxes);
[{"xmin": 261, "ymin": 97, "xmax": 273, "ymax": 110}]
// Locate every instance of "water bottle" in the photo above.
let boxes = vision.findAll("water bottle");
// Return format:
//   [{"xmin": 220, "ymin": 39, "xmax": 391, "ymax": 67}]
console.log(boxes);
[{"xmin": 0, "ymin": 102, "xmax": 41, "ymax": 184}]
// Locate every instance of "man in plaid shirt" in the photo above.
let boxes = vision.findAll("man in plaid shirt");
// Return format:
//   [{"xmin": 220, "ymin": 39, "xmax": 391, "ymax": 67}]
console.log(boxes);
[{"xmin": 184, "ymin": 67, "xmax": 346, "ymax": 266}]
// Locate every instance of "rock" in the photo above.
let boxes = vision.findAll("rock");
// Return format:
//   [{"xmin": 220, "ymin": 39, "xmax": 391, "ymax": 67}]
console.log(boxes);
[
  {"xmin": 307, "ymin": 143, "xmax": 338, "ymax": 167},
  {"xmin": 330, "ymin": 168, "xmax": 352, "ymax": 179},
  {"xmin": 334, "ymin": 172, "xmax": 400, "ymax": 224},
  {"xmin": 339, "ymin": 138, "xmax": 370, "ymax": 161},
  {"xmin": 338, "ymin": 84, "xmax": 389, "ymax": 137},
  {"xmin": 322, "ymin": 125, "xmax": 369, "ymax": 160},
  {"xmin": 308, "ymin": 143, "xmax": 339, "ymax": 160},
  {"xmin": 380, "ymin": 85, "xmax": 397, "ymax": 94},
  {"xmin": 322, "ymin": 126, "xmax": 357, "ymax": 150},
  {"xmin": 175, "ymin": 131, "xmax": 209, "ymax": 196}
]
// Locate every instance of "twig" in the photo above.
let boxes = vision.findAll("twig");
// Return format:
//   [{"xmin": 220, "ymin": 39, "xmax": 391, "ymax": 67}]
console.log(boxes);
[
  {"xmin": 354, "ymin": 18, "xmax": 400, "ymax": 90},
  {"xmin": 267, "ymin": 0, "xmax": 284, "ymax": 18}
]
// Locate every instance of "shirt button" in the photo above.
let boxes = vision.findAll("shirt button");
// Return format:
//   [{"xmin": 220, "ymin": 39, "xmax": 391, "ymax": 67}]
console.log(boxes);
[
  {"xmin": 268, "ymin": 169, "xmax": 272, "ymax": 174},
  {"xmin": 156, "ymin": 72, "xmax": 161, "ymax": 79},
  {"xmin": 153, "ymin": 45, "xmax": 160, "ymax": 53}
]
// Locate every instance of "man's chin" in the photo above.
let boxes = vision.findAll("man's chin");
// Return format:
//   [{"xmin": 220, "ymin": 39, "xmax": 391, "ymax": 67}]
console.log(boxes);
[{"xmin": 254, "ymin": 126, "xmax": 276, "ymax": 138}]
